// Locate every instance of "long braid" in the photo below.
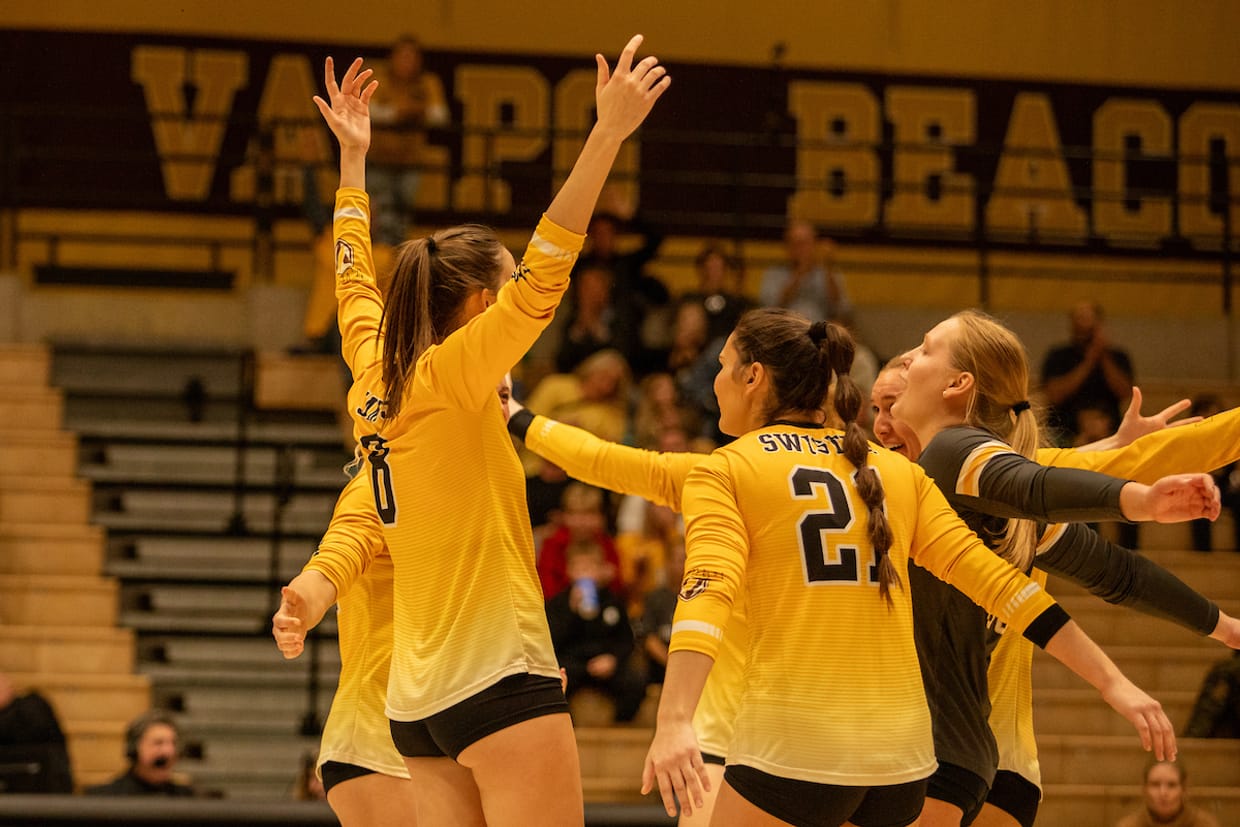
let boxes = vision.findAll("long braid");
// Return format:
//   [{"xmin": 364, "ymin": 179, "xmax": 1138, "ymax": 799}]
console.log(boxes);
[{"xmin": 821, "ymin": 322, "xmax": 901, "ymax": 607}]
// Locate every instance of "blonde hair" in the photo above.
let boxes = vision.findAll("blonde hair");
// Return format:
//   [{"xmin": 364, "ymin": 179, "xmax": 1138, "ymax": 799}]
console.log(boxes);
[{"xmin": 949, "ymin": 309, "xmax": 1042, "ymax": 571}]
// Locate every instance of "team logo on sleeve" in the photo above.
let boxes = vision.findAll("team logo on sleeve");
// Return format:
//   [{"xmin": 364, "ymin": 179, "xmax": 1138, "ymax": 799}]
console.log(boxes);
[
  {"xmin": 510, "ymin": 262, "xmax": 530, "ymax": 282},
  {"xmin": 335, "ymin": 239, "xmax": 355, "ymax": 277},
  {"xmin": 678, "ymin": 568, "xmax": 722, "ymax": 601}
]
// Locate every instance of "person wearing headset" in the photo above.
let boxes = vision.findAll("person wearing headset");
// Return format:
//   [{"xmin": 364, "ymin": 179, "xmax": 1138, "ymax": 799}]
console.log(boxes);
[{"xmin": 85, "ymin": 710, "xmax": 195, "ymax": 796}]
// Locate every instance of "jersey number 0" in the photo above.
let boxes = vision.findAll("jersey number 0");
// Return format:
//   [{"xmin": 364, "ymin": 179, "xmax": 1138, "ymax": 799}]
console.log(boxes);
[
  {"xmin": 791, "ymin": 466, "xmax": 879, "ymax": 586},
  {"xmin": 361, "ymin": 434, "xmax": 398, "ymax": 525}
]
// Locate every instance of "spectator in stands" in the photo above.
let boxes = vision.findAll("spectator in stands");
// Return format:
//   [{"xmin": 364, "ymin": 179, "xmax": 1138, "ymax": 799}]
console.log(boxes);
[
  {"xmin": 554, "ymin": 262, "xmax": 616, "ymax": 373},
  {"xmin": 545, "ymin": 540, "xmax": 646, "ymax": 723},
  {"xmin": 572, "ymin": 197, "xmax": 669, "ymax": 375},
  {"xmin": 664, "ymin": 300, "xmax": 711, "ymax": 380},
  {"xmin": 85, "ymin": 710, "xmax": 195, "ymax": 796},
  {"xmin": 0, "ymin": 671, "xmax": 72, "ymax": 793},
  {"xmin": 615, "ymin": 497, "xmax": 682, "ymax": 616},
  {"xmin": 523, "ymin": 349, "xmax": 632, "ymax": 458},
  {"xmin": 680, "ymin": 244, "xmax": 751, "ymax": 344},
  {"xmin": 1114, "ymin": 761, "xmax": 1220, "ymax": 827},
  {"xmin": 1188, "ymin": 394, "xmax": 1240, "ymax": 553},
  {"xmin": 368, "ymin": 35, "xmax": 450, "ymax": 246},
  {"xmin": 637, "ymin": 541, "xmax": 685, "ymax": 685},
  {"xmin": 630, "ymin": 374, "xmax": 700, "ymax": 450},
  {"xmin": 1184, "ymin": 650, "xmax": 1240, "ymax": 738},
  {"xmin": 759, "ymin": 220, "xmax": 852, "ymax": 323},
  {"xmin": 1042, "ymin": 300, "xmax": 1135, "ymax": 447},
  {"xmin": 537, "ymin": 483, "xmax": 624, "ymax": 601}
]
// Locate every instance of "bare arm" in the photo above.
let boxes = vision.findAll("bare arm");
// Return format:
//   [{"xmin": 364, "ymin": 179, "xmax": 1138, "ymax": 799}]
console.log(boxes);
[
  {"xmin": 1043, "ymin": 620, "xmax": 1175, "ymax": 760},
  {"xmin": 545, "ymin": 35, "xmax": 669, "ymax": 233}
]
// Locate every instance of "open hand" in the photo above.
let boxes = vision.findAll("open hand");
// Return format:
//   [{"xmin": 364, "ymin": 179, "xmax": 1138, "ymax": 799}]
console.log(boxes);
[
  {"xmin": 312, "ymin": 57, "xmax": 379, "ymax": 152},
  {"xmin": 593, "ymin": 35, "xmax": 671, "ymax": 142},
  {"xmin": 1100, "ymin": 678, "xmax": 1176, "ymax": 761},
  {"xmin": 640, "ymin": 719, "xmax": 711, "ymax": 818},
  {"xmin": 1113, "ymin": 386, "xmax": 1199, "ymax": 447},
  {"xmin": 272, "ymin": 586, "xmax": 311, "ymax": 659}
]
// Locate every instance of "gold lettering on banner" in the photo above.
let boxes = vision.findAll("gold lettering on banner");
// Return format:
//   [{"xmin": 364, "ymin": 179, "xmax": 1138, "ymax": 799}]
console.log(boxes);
[
  {"xmin": 452, "ymin": 66, "xmax": 549, "ymax": 212},
  {"xmin": 230, "ymin": 53, "xmax": 322, "ymax": 204},
  {"xmin": 1092, "ymin": 99, "xmax": 1172, "ymax": 246},
  {"xmin": 787, "ymin": 82, "xmax": 880, "ymax": 227},
  {"xmin": 885, "ymin": 87, "xmax": 976, "ymax": 233},
  {"xmin": 131, "ymin": 47, "xmax": 248, "ymax": 201},
  {"xmin": 986, "ymin": 93, "xmax": 1087, "ymax": 243},
  {"xmin": 553, "ymin": 69, "xmax": 639, "ymax": 204},
  {"xmin": 1179, "ymin": 103, "xmax": 1240, "ymax": 250}
]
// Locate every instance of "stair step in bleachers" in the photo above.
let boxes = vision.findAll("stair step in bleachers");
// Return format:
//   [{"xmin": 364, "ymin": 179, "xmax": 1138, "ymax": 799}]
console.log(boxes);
[
  {"xmin": 1033, "ymin": 688, "xmax": 1198, "ymax": 736},
  {"xmin": 0, "ymin": 429, "xmax": 78, "ymax": 476},
  {"xmin": 52, "ymin": 348, "xmax": 244, "ymax": 400},
  {"xmin": 106, "ymin": 535, "xmax": 314, "ymax": 583},
  {"xmin": 5, "ymin": 672, "xmax": 150, "ymax": 727},
  {"xmin": 1038, "ymin": 783, "xmax": 1240, "ymax": 826},
  {"xmin": 0, "ymin": 345, "xmax": 51, "ymax": 386},
  {"xmin": 254, "ymin": 353, "xmax": 344, "ymax": 412},
  {"xmin": 0, "ymin": 476, "xmax": 90, "ymax": 523},
  {"xmin": 0, "ymin": 523, "xmax": 105, "ymax": 575},
  {"xmin": 1037, "ymin": 735, "xmax": 1240, "ymax": 787},
  {"xmin": 97, "ymin": 510, "xmax": 330, "ymax": 537},
  {"xmin": 0, "ymin": 574, "xmax": 117, "ymax": 627},
  {"xmin": 0, "ymin": 625, "xmax": 134, "ymax": 674},
  {"xmin": 60, "ymin": 719, "xmax": 128, "ymax": 780},
  {"xmin": 1032, "ymin": 645, "xmax": 1222, "ymax": 691},
  {"xmin": 0, "ymin": 386, "xmax": 63, "ymax": 428},
  {"xmin": 81, "ymin": 445, "xmax": 346, "ymax": 489},
  {"xmin": 141, "ymin": 635, "xmax": 341, "ymax": 669}
]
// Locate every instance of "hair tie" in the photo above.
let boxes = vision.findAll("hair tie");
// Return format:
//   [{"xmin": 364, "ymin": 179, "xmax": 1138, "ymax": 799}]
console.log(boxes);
[
  {"xmin": 1011, "ymin": 400, "xmax": 1031, "ymax": 415},
  {"xmin": 808, "ymin": 320, "xmax": 829, "ymax": 345}
]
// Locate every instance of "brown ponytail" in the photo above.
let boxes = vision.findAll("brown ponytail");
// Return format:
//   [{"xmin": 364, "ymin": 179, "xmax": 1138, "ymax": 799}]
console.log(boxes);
[{"xmin": 379, "ymin": 224, "xmax": 506, "ymax": 419}]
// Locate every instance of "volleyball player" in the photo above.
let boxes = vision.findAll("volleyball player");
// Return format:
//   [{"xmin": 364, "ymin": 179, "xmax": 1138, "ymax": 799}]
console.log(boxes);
[
  {"xmin": 311, "ymin": 39, "xmax": 668, "ymax": 825},
  {"xmin": 877, "ymin": 310, "xmax": 1237, "ymax": 827},
  {"xmin": 641, "ymin": 309, "xmax": 1199, "ymax": 826}
]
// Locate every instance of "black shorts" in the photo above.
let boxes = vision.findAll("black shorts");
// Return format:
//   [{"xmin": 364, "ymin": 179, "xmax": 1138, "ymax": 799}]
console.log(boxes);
[
  {"xmin": 320, "ymin": 761, "xmax": 376, "ymax": 795},
  {"xmin": 926, "ymin": 762, "xmax": 990, "ymax": 826},
  {"xmin": 389, "ymin": 673, "xmax": 568, "ymax": 761},
  {"xmin": 984, "ymin": 770, "xmax": 1040, "ymax": 827},
  {"xmin": 702, "ymin": 752, "xmax": 726, "ymax": 766},
  {"xmin": 724, "ymin": 764, "xmax": 927, "ymax": 827}
]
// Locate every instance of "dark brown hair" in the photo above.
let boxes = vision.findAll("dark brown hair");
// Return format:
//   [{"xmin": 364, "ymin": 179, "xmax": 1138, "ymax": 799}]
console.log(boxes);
[
  {"xmin": 379, "ymin": 225, "xmax": 506, "ymax": 419},
  {"xmin": 732, "ymin": 309, "xmax": 901, "ymax": 605}
]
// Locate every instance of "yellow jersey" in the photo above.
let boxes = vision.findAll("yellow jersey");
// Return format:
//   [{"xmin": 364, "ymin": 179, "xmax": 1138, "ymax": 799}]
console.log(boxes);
[
  {"xmin": 301, "ymin": 472, "xmax": 406, "ymax": 778},
  {"xmin": 672, "ymin": 424, "xmax": 1062, "ymax": 786},
  {"xmin": 334, "ymin": 187, "xmax": 581, "ymax": 719}
]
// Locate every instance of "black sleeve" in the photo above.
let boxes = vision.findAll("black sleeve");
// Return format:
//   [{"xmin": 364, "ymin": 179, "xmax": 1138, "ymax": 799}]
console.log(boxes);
[
  {"xmin": 919, "ymin": 426, "xmax": 1128, "ymax": 524},
  {"xmin": 507, "ymin": 408, "xmax": 536, "ymax": 441},
  {"xmin": 1035, "ymin": 522, "xmax": 1219, "ymax": 635},
  {"xmin": 1022, "ymin": 604, "xmax": 1072, "ymax": 648}
]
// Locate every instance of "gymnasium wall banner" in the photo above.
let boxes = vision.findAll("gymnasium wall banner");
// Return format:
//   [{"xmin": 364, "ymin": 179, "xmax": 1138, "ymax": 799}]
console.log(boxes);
[{"xmin": 2, "ymin": 29, "xmax": 1237, "ymax": 254}]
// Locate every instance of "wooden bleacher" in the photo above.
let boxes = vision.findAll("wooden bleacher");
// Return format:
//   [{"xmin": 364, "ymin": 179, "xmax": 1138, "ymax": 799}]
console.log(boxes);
[{"xmin": 0, "ymin": 344, "xmax": 149, "ymax": 790}]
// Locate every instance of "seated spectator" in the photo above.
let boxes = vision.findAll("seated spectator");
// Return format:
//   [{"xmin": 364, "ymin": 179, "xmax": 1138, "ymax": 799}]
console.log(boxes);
[
  {"xmin": 630, "ymin": 374, "xmax": 701, "ymax": 450},
  {"xmin": 526, "ymin": 457, "xmax": 572, "ymax": 549},
  {"xmin": 545, "ymin": 540, "xmax": 646, "ymax": 723},
  {"xmin": 1183, "ymin": 650, "xmax": 1240, "ymax": 738},
  {"xmin": 636, "ymin": 541, "xmax": 686, "ymax": 686},
  {"xmin": 0, "ymin": 671, "xmax": 72, "ymax": 793},
  {"xmin": 555, "ymin": 262, "xmax": 616, "ymax": 374},
  {"xmin": 665, "ymin": 300, "xmax": 711, "ymax": 378},
  {"xmin": 520, "ymin": 350, "xmax": 632, "ymax": 476},
  {"xmin": 759, "ymin": 220, "xmax": 852, "ymax": 323},
  {"xmin": 1114, "ymin": 761, "xmax": 1219, "ymax": 827},
  {"xmin": 680, "ymin": 244, "xmax": 751, "ymax": 344},
  {"xmin": 615, "ymin": 498, "xmax": 682, "ymax": 616},
  {"xmin": 537, "ymin": 483, "xmax": 624, "ymax": 601},
  {"xmin": 85, "ymin": 710, "xmax": 195, "ymax": 797}
]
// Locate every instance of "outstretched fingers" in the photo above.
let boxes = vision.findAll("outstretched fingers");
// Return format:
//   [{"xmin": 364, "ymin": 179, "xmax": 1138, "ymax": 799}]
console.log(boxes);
[{"xmin": 615, "ymin": 34, "xmax": 643, "ymax": 75}]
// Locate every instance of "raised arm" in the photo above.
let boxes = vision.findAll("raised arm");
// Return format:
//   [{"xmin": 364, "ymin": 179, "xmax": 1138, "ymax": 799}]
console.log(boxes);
[
  {"xmin": 313, "ymin": 56, "xmax": 378, "ymax": 191},
  {"xmin": 545, "ymin": 35, "xmax": 669, "ymax": 234}
]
